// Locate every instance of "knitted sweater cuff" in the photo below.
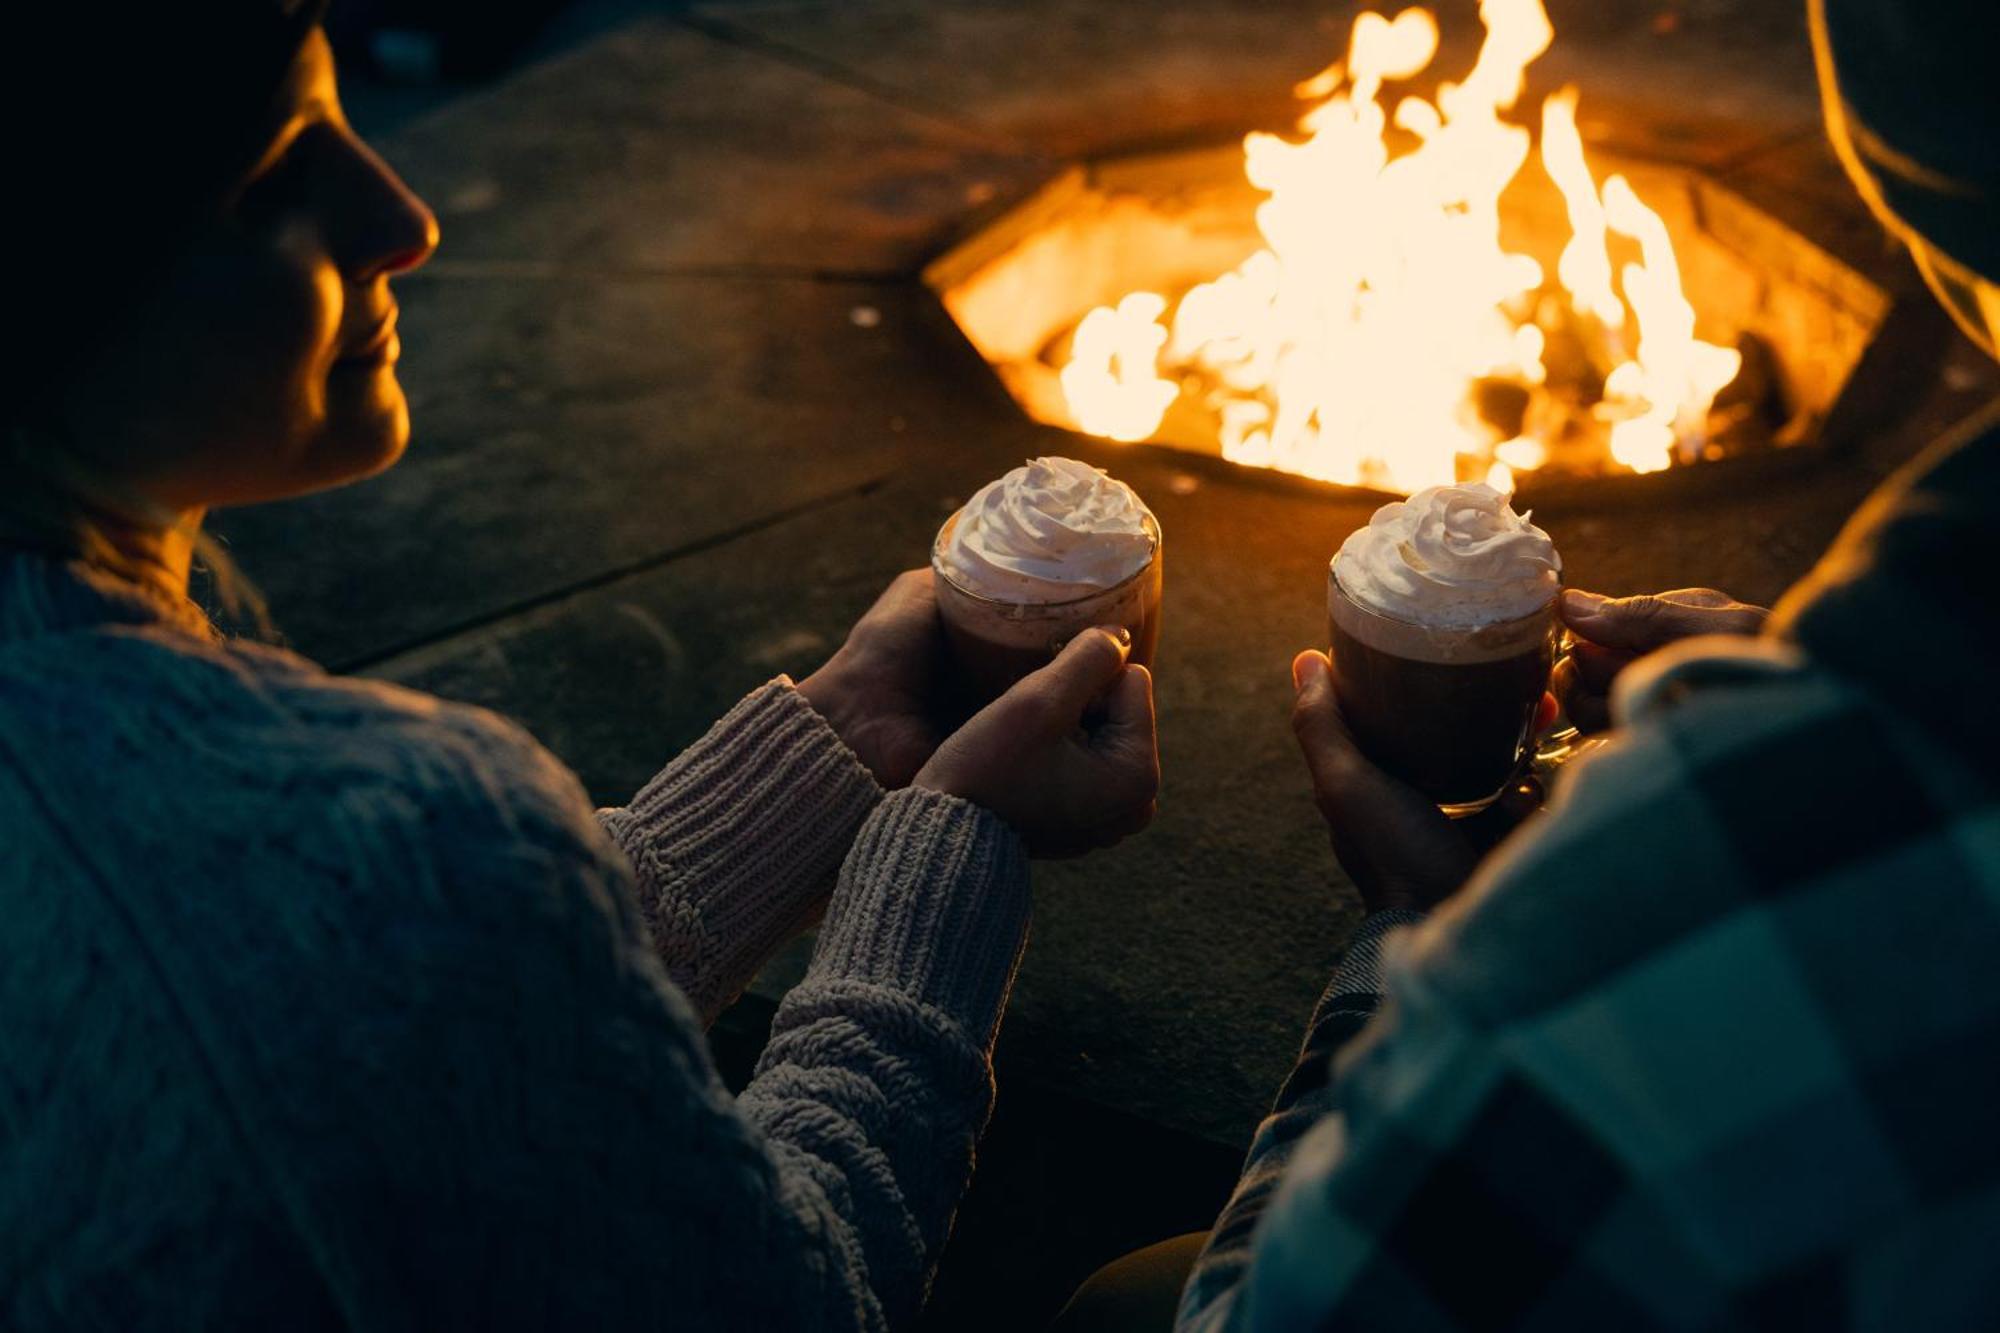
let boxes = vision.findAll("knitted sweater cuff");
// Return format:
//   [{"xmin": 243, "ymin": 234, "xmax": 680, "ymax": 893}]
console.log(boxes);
[
  {"xmin": 598, "ymin": 679, "xmax": 883, "ymax": 1021},
  {"xmin": 807, "ymin": 787, "xmax": 1032, "ymax": 1051}
]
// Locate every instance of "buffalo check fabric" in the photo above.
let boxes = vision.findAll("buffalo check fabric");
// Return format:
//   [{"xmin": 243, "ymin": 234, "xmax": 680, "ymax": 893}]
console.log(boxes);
[{"xmin": 1180, "ymin": 417, "xmax": 2000, "ymax": 1332}]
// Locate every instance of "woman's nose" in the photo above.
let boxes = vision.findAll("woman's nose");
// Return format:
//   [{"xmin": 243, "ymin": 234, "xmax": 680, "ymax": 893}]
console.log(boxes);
[{"xmin": 327, "ymin": 131, "xmax": 440, "ymax": 282}]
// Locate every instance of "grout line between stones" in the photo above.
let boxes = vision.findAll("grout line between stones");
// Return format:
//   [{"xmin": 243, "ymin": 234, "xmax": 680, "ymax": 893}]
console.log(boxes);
[
  {"xmin": 667, "ymin": 8, "xmax": 1037, "ymax": 157},
  {"xmin": 412, "ymin": 258, "xmax": 918, "ymax": 285},
  {"xmin": 337, "ymin": 473, "xmax": 894, "ymax": 677}
]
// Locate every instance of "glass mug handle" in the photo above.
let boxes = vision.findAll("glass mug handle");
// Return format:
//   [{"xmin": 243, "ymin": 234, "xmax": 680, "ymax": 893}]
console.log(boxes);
[{"xmin": 1530, "ymin": 629, "xmax": 1608, "ymax": 784}]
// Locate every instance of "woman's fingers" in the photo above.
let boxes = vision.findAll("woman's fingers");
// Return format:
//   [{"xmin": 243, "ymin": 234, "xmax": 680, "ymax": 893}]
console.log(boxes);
[
  {"xmin": 852, "ymin": 567, "xmax": 938, "ymax": 639},
  {"xmin": 1094, "ymin": 662, "xmax": 1156, "ymax": 742},
  {"xmin": 916, "ymin": 629, "xmax": 1158, "ymax": 858},
  {"xmin": 1015, "ymin": 627, "xmax": 1132, "ymax": 735},
  {"xmin": 1089, "ymin": 663, "xmax": 1161, "ymax": 813}
]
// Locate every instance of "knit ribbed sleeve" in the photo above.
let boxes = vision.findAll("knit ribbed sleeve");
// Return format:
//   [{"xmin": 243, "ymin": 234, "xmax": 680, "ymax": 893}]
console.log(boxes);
[
  {"xmin": 596, "ymin": 678, "xmax": 883, "ymax": 1025},
  {"xmin": 806, "ymin": 787, "xmax": 1033, "ymax": 1032},
  {"xmin": 738, "ymin": 787, "xmax": 1032, "ymax": 1328}
]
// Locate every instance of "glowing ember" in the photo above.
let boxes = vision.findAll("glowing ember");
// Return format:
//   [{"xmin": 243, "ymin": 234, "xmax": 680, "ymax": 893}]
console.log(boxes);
[{"xmin": 1059, "ymin": 0, "xmax": 1742, "ymax": 492}]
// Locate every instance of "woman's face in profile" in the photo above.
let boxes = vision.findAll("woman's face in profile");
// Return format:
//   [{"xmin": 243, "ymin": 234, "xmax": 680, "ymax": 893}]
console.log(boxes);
[{"xmin": 54, "ymin": 28, "xmax": 438, "ymax": 513}]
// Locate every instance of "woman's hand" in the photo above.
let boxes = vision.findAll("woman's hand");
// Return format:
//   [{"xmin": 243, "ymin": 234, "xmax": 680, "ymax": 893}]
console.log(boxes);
[
  {"xmin": 798, "ymin": 570, "xmax": 952, "ymax": 788},
  {"xmin": 1555, "ymin": 588, "xmax": 1767, "ymax": 733},
  {"xmin": 1290, "ymin": 651, "xmax": 1479, "ymax": 913},
  {"xmin": 914, "ymin": 627, "xmax": 1160, "ymax": 858}
]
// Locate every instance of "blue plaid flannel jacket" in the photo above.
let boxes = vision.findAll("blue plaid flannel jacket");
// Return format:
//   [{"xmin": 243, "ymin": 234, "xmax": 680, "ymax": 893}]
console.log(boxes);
[{"xmin": 1180, "ymin": 407, "xmax": 2000, "ymax": 1331}]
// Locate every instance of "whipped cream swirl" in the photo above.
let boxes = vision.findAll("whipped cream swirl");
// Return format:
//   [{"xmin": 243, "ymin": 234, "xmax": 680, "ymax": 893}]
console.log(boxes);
[
  {"xmin": 939, "ymin": 457, "xmax": 1158, "ymax": 602},
  {"xmin": 1335, "ymin": 483, "xmax": 1560, "ymax": 627}
]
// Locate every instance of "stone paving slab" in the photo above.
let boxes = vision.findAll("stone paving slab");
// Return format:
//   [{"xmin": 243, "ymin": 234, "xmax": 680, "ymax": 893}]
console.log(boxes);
[
  {"xmin": 691, "ymin": 0, "xmax": 1824, "ymax": 169},
  {"xmin": 1714, "ymin": 128, "xmax": 1919, "ymax": 287},
  {"xmin": 365, "ymin": 17, "xmax": 1050, "ymax": 275}
]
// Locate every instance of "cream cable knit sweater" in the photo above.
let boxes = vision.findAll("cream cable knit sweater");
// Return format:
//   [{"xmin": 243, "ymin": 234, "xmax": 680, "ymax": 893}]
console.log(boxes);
[{"xmin": 0, "ymin": 551, "xmax": 1031, "ymax": 1331}]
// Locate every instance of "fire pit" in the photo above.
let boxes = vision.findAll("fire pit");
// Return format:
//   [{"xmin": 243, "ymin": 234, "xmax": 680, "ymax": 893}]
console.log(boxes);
[{"xmin": 925, "ymin": 0, "xmax": 1913, "ymax": 505}]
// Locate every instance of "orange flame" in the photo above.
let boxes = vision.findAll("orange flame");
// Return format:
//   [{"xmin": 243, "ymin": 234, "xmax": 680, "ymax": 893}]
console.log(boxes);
[{"xmin": 1060, "ymin": 0, "xmax": 1740, "ymax": 491}]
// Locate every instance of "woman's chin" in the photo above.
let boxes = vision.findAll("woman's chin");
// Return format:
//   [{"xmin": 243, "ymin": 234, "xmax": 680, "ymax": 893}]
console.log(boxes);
[
  {"xmin": 314, "ymin": 377, "xmax": 412, "ymax": 487},
  {"xmin": 205, "ymin": 371, "xmax": 413, "ymax": 506}
]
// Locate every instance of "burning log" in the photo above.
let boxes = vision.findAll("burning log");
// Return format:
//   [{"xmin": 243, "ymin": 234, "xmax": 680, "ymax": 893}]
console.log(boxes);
[{"xmin": 1704, "ymin": 331, "xmax": 1789, "ymax": 457}]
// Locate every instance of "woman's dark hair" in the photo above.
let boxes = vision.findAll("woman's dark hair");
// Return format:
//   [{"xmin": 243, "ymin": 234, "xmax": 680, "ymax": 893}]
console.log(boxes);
[
  {"xmin": 0, "ymin": 2, "xmax": 325, "ymax": 634},
  {"xmin": 2, "ymin": 1, "xmax": 328, "ymax": 425}
]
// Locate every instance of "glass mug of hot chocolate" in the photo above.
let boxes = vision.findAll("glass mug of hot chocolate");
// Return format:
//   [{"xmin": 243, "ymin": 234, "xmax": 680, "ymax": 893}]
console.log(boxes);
[
  {"xmin": 932, "ymin": 456, "xmax": 1162, "ymax": 702},
  {"xmin": 1328, "ymin": 482, "xmax": 1562, "ymax": 815}
]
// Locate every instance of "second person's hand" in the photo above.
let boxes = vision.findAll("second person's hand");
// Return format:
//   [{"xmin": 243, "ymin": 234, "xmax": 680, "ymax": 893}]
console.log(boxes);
[
  {"xmin": 1556, "ymin": 587, "xmax": 1767, "ymax": 732},
  {"xmin": 914, "ymin": 627, "xmax": 1160, "ymax": 858},
  {"xmin": 1291, "ymin": 650, "xmax": 1478, "ymax": 913}
]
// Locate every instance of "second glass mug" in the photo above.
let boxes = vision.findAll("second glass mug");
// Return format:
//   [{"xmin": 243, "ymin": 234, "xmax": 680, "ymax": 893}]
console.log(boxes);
[
  {"xmin": 930, "ymin": 510, "xmax": 1164, "ymax": 704},
  {"xmin": 1327, "ymin": 568, "xmax": 1587, "ymax": 816}
]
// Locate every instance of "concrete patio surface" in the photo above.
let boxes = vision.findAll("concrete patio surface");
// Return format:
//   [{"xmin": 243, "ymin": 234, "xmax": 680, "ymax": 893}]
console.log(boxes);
[{"xmin": 209, "ymin": 2, "xmax": 1999, "ymax": 1323}]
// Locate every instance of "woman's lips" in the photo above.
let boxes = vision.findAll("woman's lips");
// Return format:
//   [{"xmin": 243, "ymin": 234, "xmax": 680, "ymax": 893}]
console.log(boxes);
[{"xmin": 335, "ymin": 307, "xmax": 400, "ymax": 368}]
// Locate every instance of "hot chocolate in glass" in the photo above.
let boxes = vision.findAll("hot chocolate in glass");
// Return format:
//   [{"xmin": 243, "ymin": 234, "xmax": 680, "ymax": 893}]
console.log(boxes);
[
  {"xmin": 932, "ymin": 457, "xmax": 1162, "ymax": 702},
  {"xmin": 1328, "ymin": 483, "xmax": 1561, "ymax": 814}
]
